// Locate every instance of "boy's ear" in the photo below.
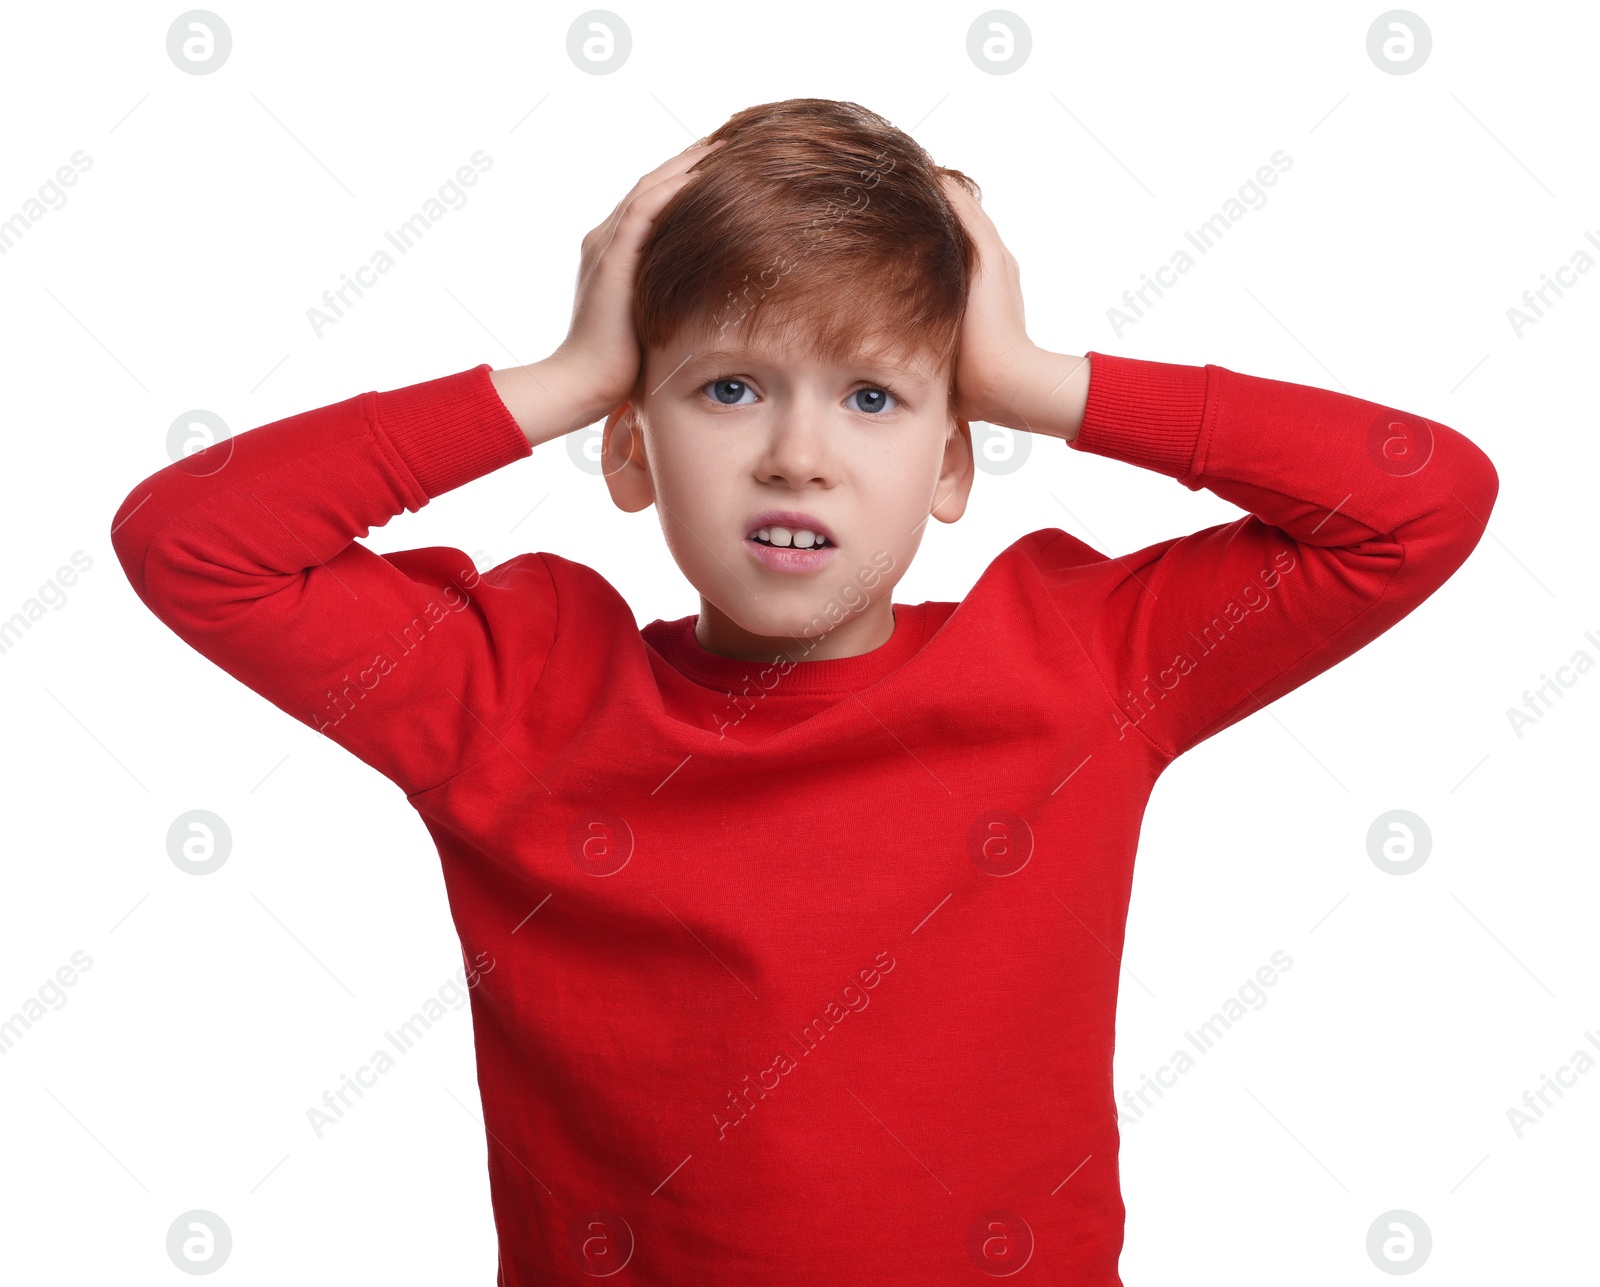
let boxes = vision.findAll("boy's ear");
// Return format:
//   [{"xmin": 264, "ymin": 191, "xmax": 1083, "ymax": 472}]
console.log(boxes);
[
  {"xmin": 600, "ymin": 403, "xmax": 655, "ymax": 514},
  {"xmin": 930, "ymin": 415, "xmax": 976, "ymax": 525}
]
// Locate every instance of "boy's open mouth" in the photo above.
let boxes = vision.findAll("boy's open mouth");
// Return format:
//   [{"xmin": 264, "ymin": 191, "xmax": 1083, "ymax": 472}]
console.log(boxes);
[
  {"xmin": 744, "ymin": 510, "xmax": 838, "ymax": 549},
  {"xmin": 742, "ymin": 511, "xmax": 840, "ymax": 571},
  {"xmin": 748, "ymin": 527, "xmax": 832, "ymax": 549}
]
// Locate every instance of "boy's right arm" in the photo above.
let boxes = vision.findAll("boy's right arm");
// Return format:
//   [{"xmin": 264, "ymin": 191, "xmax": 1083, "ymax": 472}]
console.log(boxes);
[
  {"xmin": 110, "ymin": 140, "xmax": 723, "ymax": 797},
  {"xmin": 110, "ymin": 362, "xmax": 566, "ymax": 797}
]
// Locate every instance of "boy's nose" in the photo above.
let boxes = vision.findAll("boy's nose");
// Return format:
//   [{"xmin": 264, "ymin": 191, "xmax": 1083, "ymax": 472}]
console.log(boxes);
[{"xmin": 758, "ymin": 406, "xmax": 834, "ymax": 484}]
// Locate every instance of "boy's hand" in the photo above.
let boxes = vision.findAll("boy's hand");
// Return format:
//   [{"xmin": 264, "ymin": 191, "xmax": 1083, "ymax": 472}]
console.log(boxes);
[
  {"xmin": 940, "ymin": 175, "xmax": 1089, "ymax": 442},
  {"xmin": 492, "ymin": 139, "xmax": 724, "ymax": 445}
]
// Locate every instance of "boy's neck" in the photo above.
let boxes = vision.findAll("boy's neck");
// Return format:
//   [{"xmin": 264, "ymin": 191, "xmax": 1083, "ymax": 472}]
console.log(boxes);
[{"xmin": 693, "ymin": 596, "xmax": 897, "ymax": 665}]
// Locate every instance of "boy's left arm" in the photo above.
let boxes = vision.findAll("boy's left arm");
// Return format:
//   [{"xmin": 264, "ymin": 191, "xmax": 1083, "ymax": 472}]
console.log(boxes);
[
  {"xmin": 938, "ymin": 175, "xmax": 1498, "ymax": 759},
  {"xmin": 1015, "ymin": 347, "xmax": 1500, "ymax": 760}
]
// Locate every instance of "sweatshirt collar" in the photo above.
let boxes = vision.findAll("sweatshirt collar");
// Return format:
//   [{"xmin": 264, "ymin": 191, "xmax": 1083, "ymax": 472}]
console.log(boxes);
[{"xmin": 647, "ymin": 603, "xmax": 929, "ymax": 696}]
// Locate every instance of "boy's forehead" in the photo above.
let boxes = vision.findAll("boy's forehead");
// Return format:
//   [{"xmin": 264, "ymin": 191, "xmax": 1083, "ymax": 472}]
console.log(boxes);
[{"xmin": 662, "ymin": 324, "xmax": 945, "ymax": 383}]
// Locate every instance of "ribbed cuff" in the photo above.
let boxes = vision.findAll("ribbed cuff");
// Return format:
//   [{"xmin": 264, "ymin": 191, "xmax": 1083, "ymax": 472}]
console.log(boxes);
[
  {"xmin": 371, "ymin": 363, "xmax": 531, "ymax": 500},
  {"xmin": 1070, "ymin": 351, "xmax": 1209, "ymax": 482}
]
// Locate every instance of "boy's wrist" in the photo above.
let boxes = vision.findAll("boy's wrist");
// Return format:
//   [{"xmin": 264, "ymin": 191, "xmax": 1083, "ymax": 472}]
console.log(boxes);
[
  {"xmin": 489, "ymin": 357, "xmax": 616, "ymax": 448},
  {"xmin": 986, "ymin": 347, "xmax": 1091, "ymax": 443},
  {"xmin": 1004, "ymin": 348, "xmax": 1094, "ymax": 445}
]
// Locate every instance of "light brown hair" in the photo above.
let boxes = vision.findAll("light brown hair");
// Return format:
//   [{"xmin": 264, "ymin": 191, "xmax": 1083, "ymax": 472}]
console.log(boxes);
[{"xmin": 632, "ymin": 98, "xmax": 980, "ymax": 401}]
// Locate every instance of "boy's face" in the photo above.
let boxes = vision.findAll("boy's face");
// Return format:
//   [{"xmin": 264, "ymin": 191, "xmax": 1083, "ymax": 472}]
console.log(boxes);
[{"xmin": 603, "ymin": 316, "xmax": 975, "ymax": 663}]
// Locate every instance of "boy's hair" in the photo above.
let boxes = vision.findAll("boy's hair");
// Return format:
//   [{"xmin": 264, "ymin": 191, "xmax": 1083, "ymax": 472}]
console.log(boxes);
[{"xmin": 631, "ymin": 98, "xmax": 980, "ymax": 404}]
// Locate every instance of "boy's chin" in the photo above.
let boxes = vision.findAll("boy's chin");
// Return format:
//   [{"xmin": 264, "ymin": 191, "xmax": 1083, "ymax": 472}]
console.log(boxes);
[
  {"xmin": 700, "ymin": 593, "xmax": 889, "ymax": 656},
  {"xmin": 695, "ymin": 594, "xmax": 808, "ymax": 634},
  {"xmin": 716, "ymin": 607, "xmax": 826, "ymax": 643}
]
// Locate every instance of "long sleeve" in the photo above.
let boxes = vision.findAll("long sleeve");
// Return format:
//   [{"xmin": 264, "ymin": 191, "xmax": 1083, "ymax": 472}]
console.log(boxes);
[
  {"xmin": 109, "ymin": 363, "xmax": 557, "ymax": 797},
  {"xmin": 1037, "ymin": 350, "xmax": 1499, "ymax": 761}
]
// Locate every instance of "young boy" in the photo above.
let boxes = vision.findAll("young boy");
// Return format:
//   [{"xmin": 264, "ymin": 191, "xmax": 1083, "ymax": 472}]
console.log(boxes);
[{"xmin": 111, "ymin": 98, "xmax": 1497, "ymax": 1284}]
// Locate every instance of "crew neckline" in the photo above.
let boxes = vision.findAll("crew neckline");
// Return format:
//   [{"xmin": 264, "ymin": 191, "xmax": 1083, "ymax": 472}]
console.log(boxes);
[{"xmin": 648, "ymin": 603, "xmax": 929, "ymax": 696}]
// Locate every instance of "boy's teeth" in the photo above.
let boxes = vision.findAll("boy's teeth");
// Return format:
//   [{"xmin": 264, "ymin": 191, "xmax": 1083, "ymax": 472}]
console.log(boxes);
[{"xmin": 755, "ymin": 526, "xmax": 825, "ymax": 549}]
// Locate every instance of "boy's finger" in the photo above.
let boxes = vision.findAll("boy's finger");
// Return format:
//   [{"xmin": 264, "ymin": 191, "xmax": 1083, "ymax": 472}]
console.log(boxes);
[
  {"xmin": 634, "ymin": 138, "xmax": 724, "ymax": 193},
  {"xmin": 594, "ymin": 139, "xmax": 723, "ymax": 242},
  {"xmin": 584, "ymin": 161, "xmax": 709, "ymax": 275},
  {"xmin": 629, "ymin": 162, "xmax": 708, "ymax": 218},
  {"xmin": 944, "ymin": 177, "xmax": 1001, "ymax": 246},
  {"xmin": 613, "ymin": 148, "xmax": 723, "ymax": 242}
]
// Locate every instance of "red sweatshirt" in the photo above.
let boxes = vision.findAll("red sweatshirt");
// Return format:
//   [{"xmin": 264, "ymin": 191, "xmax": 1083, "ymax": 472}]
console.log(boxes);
[{"xmin": 110, "ymin": 352, "xmax": 1496, "ymax": 1284}]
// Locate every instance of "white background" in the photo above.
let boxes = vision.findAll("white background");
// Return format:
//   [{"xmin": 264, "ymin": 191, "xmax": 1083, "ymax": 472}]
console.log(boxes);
[{"xmin": 1, "ymin": 0, "xmax": 1594, "ymax": 1282}]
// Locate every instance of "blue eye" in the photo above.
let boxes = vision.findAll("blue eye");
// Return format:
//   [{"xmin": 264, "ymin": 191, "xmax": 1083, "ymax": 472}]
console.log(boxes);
[
  {"xmin": 700, "ymin": 379, "xmax": 899, "ymax": 413},
  {"xmin": 706, "ymin": 378, "xmax": 754, "ymax": 405},
  {"xmin": 850, "ymin": 387, "xmax": 896, "ymax": 414}
]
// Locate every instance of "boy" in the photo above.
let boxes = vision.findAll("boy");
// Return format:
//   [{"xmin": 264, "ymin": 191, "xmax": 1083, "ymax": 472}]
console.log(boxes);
[{"xmin": 111, "ymin": 98, "xmax": 1497, "ymax": 1284}]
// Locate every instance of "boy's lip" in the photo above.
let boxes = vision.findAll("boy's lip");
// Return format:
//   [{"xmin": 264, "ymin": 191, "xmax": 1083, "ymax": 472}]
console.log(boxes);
[{"xmin": 744, "ymin": 509, "xmax": 839, "ymax": 545}]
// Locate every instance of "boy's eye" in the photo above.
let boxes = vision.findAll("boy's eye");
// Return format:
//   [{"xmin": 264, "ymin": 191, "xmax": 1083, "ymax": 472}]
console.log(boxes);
[
  {"xmin": 700, "ymin": 379, "xmax": 898, "ymax": 413},
  {"xmin": 706, "ymin": 378, "xmax": 755, "ymax": 406},
  {"xmin": 849, "ymin": 387, "xmax": 896, "ymax": 414}
]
